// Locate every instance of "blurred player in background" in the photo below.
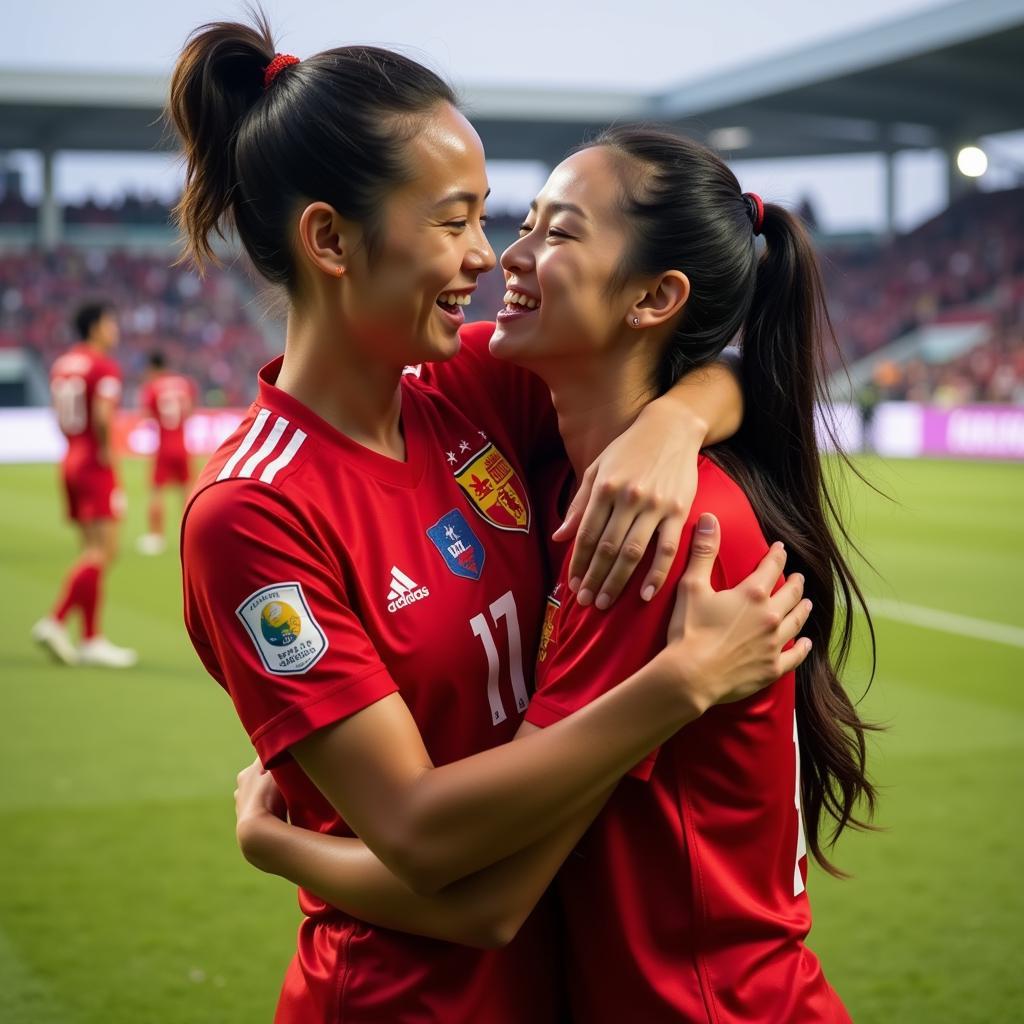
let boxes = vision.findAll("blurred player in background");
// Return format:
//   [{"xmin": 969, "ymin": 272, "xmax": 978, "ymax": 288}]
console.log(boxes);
[
  {"xmin": 31, "ymin": 301, "xmax": 138, "ymax": 668},
  {"xmin": 136, "ymin": 351, "xmax": 197, "ymax": 556}
]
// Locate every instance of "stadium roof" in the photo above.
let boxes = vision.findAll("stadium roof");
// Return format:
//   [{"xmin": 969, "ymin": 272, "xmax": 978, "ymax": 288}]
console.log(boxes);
[{"xmin": 0, "ymin": 0, "xmax": 1021, "ymax": 164}]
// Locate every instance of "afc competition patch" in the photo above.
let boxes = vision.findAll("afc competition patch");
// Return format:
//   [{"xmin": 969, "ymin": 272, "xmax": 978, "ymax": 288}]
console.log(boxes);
[
  {"xmin": 235, "ymin": 582, "xmax": 328, "ymax": 675},
  {"xmin": 426, "ymin": 509, "xmax": 486, "ymax": 581},
  {"xmin": 453, "ymin": 442, "xmax": 531, "ymax": 534}
]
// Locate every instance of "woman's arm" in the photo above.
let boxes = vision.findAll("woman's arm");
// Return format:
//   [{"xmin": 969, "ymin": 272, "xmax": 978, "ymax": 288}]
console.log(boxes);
[
  {"xmin": 236, "ymin": 746, "xmax": 610, "ymax": 949},
  {"xmin": 556, "ymin": 353, "xmax": 743, "ymax": 607},
  {"xmin": 290, "ymin": 518, "xmax": 810, "ymax": 895}
]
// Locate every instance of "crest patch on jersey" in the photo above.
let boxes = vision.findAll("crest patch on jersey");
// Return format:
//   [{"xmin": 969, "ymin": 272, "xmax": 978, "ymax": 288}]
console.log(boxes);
[
  {"xmin": 236, "ymin": 582, "xmax": 328, "ymax": 675},
  {"xmin": 536, "ymin": 591, "xmax": 562, "ymax": 663},
  {"xmin": 426, "ymin": 509, "xmax": 486, "ymax": 581},
  {"xmin": 453, "ymin": 442, "xmax": 531, "ymax": 534}
]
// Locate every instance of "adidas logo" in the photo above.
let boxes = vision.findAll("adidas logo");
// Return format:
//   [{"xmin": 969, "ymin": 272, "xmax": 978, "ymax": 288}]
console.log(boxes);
[{"xmin": 387, "ymin": 566, "xmax": 431, "ymax": 614}]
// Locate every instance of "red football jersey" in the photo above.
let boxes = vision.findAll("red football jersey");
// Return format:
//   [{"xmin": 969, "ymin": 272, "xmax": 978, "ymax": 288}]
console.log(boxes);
[
  {"xmin": 181, "ymin": 327, "xmax": 564, "ymax": 1023},
  {"xmin": 527, "ymin": 456, "xmax": 850, "ymax": 1024},
  {"xmin": 50, "ymin": 344, "xmax": 122, "ymax": 470},
  {"xmin": 140, "ymin": 371, "xmax": 196, "ymax": 458}
]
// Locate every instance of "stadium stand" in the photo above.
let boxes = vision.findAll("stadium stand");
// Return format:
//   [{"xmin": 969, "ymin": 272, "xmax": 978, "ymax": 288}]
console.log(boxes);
[
  {"xmin": 0, "ymin": 246, "xmax": 273, "ymax": 406},
  {"xmin": 823, "ymin": 188, "xmax": 1024, "ymax": 401},
  {"xmin": 1, "ymin": 188, "xmax": 1022, "ymax": 407}
]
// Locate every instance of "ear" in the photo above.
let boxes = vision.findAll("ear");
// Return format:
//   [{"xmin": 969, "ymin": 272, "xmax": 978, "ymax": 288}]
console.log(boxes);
[
  {"xmin": 628, "ymin": 270, "xmax": 690, "ymax": 330},
  {"xmin": 295, "ymin": 202, "xmax": 356, "ymax": 278}
]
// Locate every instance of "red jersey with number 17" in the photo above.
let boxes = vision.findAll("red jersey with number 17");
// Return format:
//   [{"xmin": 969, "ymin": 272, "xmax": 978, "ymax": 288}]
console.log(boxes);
[
  {"xmin": 140, "ymin": 372, "xmax": 196, "ymax": 458},
  {"xmin": 50, "ymin": 344, "xmax": 122, "ymax": 471},
  {"xmin": 181, "ymin": 327, "xmax": 562, "ymax": 1023},
  {"xmin": 528, "ymin": 455, "xmax": 850, "ymax": 1024}
]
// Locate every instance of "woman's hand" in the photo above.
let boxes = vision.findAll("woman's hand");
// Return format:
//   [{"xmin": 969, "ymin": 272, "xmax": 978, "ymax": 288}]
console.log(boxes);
[
  {"xmin": 553, "ymin": 402, "xmax": 705, "ymax": 610},
  {"xmin": 661, "ymin": 513, "xmax": 813, "ymax": 713},
  {"xmin": 234, "ymin": 758, "xmax": 287, "ymax": 868}
]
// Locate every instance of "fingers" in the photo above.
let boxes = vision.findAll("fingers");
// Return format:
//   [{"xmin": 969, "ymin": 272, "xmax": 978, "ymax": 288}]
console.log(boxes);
[
  {"xmin": 776, "ymin": 636, "xmax": 813, "ymax": 676},
  {"xmin": 744, "ymin": 541, "xmax": 788, "ymax": 599},
  {"xmin": 638, "ymin": 515, "xmax": 685, "ymax": 603},
  {"xmin": 564, "ymin": 483, "xmax": 615, "ymax": 597},
  {"xmin": 552, "ymin": 470, "xmax": 592, "ymax": 543},
  {"xmin": 777, "ymin": 597, "xmax": 812, "ymax": 646},
  {"xmin": 767, "ymin": 572, "xmax": 805, "ymax": 618},
  {"xmin": 573, "ymin": 499, "xmax": 635, "ymax": 606},
  {"xmin": 591, "ymin": 510, "xmax": 663, "ymax": 609},
  {"xmin": 680, "ymin": 513, "xmax": 721, "ymax": 590}
]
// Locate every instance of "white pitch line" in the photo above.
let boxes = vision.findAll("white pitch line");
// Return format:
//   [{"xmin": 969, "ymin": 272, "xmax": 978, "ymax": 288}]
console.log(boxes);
[{"xmin": 865, "ymin": 598, "xmax": 1024, "ymax": 650}]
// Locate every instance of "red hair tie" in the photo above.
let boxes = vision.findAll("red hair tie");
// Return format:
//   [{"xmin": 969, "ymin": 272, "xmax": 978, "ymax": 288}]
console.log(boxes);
[
  {"xmin": 743, "ymin": 192, "xmax": 765, "ymax": 235},
  {"xmin": 264, "ymin": 53, "xmax": 300, "ymax": 90}
]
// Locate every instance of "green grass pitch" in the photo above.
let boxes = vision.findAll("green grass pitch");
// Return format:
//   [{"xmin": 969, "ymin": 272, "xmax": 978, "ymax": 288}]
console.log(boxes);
[{"xmin": 1, "ymin": 456, "xmax": 1021, "ymax": 1023}]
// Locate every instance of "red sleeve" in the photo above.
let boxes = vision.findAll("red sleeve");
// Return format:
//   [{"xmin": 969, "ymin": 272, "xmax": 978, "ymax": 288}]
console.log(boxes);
[
  {"xmin": 417, "ymin": 321, "xmax": 560, "ymax": 469},
  {"xmin": 139, "ymin": 382, "xmax": 153, "ymax": 415},
  {"xmin": 527, "ymin": 460, "xmax": 767, "ymax": 782},
  {"xmin": 93, "ymin": 358, "xmax": 122, "ymax": 405},
  {"xmin": 182, "ymin": 482, "xmax": 399, "ymax": 767}
]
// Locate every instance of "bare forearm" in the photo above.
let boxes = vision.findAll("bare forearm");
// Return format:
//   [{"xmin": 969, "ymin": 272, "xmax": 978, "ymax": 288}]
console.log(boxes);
[
  {"xmin": 242, "ymin": 792, "xmax": 608, "ymax": 947},
  {"xmin": 388, "ymin": 654, "xmax": 694, "ymax": 889},
  {"xmin": 660, "ymin": 352, "xmax": 743, "ymax": 445}
]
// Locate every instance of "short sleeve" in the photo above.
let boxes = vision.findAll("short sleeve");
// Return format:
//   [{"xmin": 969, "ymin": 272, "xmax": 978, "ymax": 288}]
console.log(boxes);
[
  {"xmin": 182, "ymin": 482, "xmax": 399, "ymax": 767},
  {"xmin": 417, "ymin": 321, "xmax": 560, "ymax": 469},
  {"xmin": 526, "ymin": 460, "xmax": 758, "ymax": 782},
  {"xmin": 526, "ymin": 547, "xmax": 674, "ymax": 781},
  {"xmin": 95, "ymin": 375, "xmax": 122, "ymax": 402}
]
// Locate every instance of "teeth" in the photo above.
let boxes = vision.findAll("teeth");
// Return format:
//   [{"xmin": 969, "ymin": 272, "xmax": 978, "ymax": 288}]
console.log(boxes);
[
  {"xmin": 502, "ymin": 290, "xmax": 539, "ymax": 309},
  {"xmin": 439, "ymin": 292, "xmax": 472, "ymax": 306}
]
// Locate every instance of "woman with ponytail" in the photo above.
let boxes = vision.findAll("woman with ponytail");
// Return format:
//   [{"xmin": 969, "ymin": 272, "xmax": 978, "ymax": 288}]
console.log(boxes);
[
  {"xmin": 173, "ymin": 12, "xmax": 812, "ymax": 1023},
  {"xmin": 237, "ymin": 125, "xmax": 873, "ymax": 1022}
]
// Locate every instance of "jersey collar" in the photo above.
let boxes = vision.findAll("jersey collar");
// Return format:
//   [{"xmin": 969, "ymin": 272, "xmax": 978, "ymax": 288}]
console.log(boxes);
[{"xmin": 255, "ymin": 356, "xmax": 427, "ymax": 489}]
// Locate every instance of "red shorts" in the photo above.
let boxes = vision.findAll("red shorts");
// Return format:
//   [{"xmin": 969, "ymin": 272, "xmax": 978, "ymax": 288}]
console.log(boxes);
[
  {"xmin": 153, "ymin": 450, "xmax": 191, "ymax": 486},
  {"xmin": 62, "ymin": 463, "xmax": 123, "ymax": 524}
]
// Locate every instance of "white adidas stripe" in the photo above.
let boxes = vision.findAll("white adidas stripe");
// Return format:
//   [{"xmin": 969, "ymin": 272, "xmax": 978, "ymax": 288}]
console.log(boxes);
[
  {"xmin": 391, "ymin": 566, "xmax": 418, "ymax": 592},
  {"xmin": 239, "ymin": 415, "xmax": 289, "ymax": 478},
  {"xmin": 260, "ymin": 428, "xmax": 307, "ymax": 483},
  {"xmin": 217, "ymin": 408, "xmax": 271, "ymax": 481}
]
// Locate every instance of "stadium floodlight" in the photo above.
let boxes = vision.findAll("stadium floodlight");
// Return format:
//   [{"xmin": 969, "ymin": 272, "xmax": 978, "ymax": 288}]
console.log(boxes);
[
  {"xmin": 708, "ymin": 127, "xmax": 753, "ymax": 152},
  {"xmin": 956, "ymin": 145, "xmax": 988, "ymax": 178}
]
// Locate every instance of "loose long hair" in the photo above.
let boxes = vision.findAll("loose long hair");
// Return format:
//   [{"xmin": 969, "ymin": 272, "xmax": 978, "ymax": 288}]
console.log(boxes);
[
  {"xmin": 167, "ymin": 8, "xmax": 455, "ymax": 288},
  {"xmin": 590, "ymin": 125, "xmax": 878, "ymax": 874}
]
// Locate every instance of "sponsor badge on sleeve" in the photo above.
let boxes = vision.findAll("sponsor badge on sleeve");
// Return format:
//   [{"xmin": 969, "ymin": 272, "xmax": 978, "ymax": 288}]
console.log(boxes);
[{"xmin": 236, "ymin": 582, "xmax": 328, "ymax": 675}]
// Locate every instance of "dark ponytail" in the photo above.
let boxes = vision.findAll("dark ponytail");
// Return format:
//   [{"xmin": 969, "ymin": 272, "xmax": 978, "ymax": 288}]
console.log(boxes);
[
  {"xmin": 167, "ymin": 8, "xmax": 456, "ymax": 287},
  {"xmin": 591, "ymin": 125, "xmax": 877, "ymax": 874},
  {"xmin": 724, "ymin": 202, "xmax": 879, "ymax": 875}
]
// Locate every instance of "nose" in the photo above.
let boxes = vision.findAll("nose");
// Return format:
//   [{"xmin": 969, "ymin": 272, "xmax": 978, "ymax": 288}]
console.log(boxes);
[
  {"xmin": 465, "ymin": 228, "xmax": 496, "ymax": 275},
  {"xmin": 500, "ymin": 233, "xmax": 534, "ymax": 275}
]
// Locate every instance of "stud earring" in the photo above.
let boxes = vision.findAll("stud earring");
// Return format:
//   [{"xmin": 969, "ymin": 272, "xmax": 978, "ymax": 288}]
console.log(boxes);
[
  {"xmin": 632, "ymin": 316, "xmax": 640, "ymax": 326},
  {"xmin": 335, "ymin": 266, "xmax": 345, "ymax": 277}
]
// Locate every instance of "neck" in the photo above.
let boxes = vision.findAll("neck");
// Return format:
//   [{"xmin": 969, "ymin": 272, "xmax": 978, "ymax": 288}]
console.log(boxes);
[
  {"xmin": 275, "ymin": 306, "xmax": 406, "ymax": 459},
  {"xmin": 540, "ymin": 342, "xmax": 657, "ymax": 480}
]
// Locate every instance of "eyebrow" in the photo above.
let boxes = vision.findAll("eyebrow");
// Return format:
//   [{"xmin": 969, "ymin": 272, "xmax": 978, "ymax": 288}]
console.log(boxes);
[
  {"xmin": 434, "ymin": 188, "xmax": 491, "ymax": 208},
  {"xmin": 528, "ymin": 199, "xmax": 589, "ymax": 220}
]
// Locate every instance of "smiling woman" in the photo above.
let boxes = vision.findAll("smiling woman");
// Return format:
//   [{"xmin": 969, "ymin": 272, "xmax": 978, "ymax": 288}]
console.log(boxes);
[{"xmin": 169, "ymin": 9, "xmax": 811, "ymax": 1024}]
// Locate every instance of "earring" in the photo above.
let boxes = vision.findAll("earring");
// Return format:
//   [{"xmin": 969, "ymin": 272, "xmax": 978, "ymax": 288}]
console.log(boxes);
[
  {"xmin": 335, "ymin": 266, "xmax": 345, "ymax": 277},
  {"xmin": 632, "ymin": 316, "xmax": 640, "ymax": 326}
]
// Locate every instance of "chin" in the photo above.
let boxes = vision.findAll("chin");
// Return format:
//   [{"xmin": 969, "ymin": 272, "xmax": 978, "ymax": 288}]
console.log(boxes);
[{"xmin": 489, "ymin": 322, "xmax": 540, "ymax": 368}]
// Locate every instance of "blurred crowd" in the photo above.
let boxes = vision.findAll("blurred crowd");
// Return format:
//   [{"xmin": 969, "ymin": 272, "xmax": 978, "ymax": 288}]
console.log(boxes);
[
  {"xmin": 0, "ymin": 247, "xmax": 273, "ymax": 406},
  {"xmin": 0, "ymin": 191, "xmax": 172, "ymax": 226},
  {"xmin": 0, "ymin": 187, "xmax": 1022, "ymax": 408},
  {"xmin": 823, "ymin": 188, "xmax": 1024, "ymax": 406}
]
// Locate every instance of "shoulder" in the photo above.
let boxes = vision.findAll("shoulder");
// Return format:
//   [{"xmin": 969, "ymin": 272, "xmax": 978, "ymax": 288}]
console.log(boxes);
[
  {"xmin": 691, "ymin": 457, "xmax": 769, "ymax": 587},
  {"xmin": 188, "ymin": 406, "xmax": 314, "ymax": 514},
  {"xmin": 96, "ymin": 355, "xmax": 122, "ymax": 380}
]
